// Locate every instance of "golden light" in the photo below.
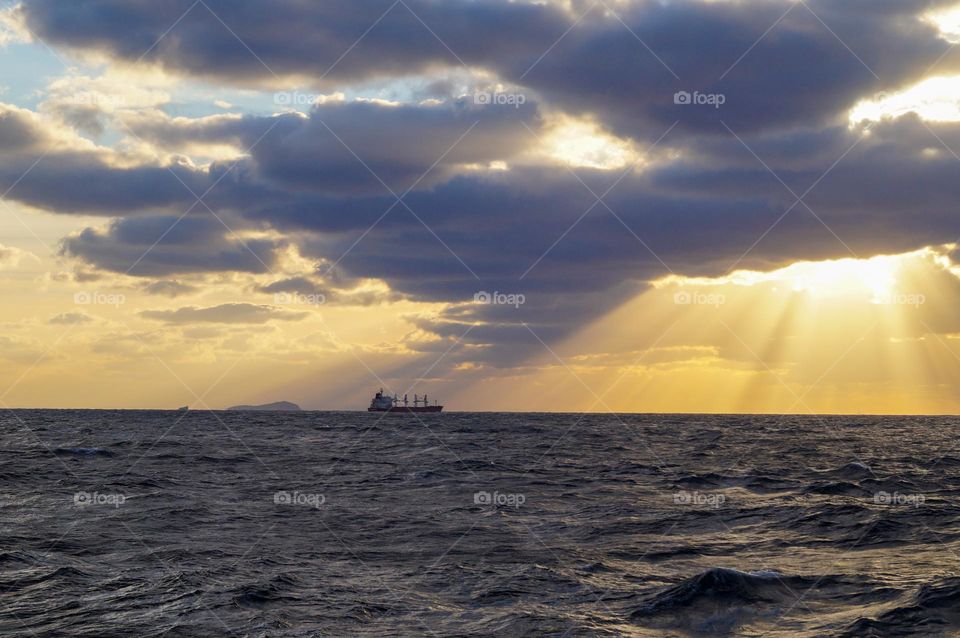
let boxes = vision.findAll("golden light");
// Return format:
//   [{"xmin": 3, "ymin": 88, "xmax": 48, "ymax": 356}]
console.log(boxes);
[
  {"xmin": 926, "ymin": 2, "xmax": 960, "ymax": 42},
  {"xmin": 850, "ymin": 76, "xmax": 960, "ymax": 123},
  {"xmin": 538, "ymin": 114, "xmax": 638, "ymax": 170},
  {"xmin": 657, "ymin": 252, "xmax": 911, "ymax": 303},
  {"xmin": 461, "ymin": 247, "xmax": 960, "ymax": 414}
]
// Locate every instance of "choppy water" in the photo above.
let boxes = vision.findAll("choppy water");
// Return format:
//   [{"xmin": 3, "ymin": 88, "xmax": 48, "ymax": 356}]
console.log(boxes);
[{"xmin": 2, "ymin": 410, "xmax": 959, "ymax": 636}]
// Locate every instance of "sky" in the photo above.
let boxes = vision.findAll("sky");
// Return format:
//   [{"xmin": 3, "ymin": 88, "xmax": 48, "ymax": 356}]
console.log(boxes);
[{"xmin": 3, "ymin": 0, "xmax": 960, "ymax": 413}]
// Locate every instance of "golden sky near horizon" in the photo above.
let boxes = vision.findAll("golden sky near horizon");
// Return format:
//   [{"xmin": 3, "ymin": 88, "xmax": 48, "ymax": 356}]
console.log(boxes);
[
  {"xmin": 4, "ymin": 237, "xmax": 960, "ymax": 413},
  {"xmin": 3, "ymin": 1, "xmax": 960, "ymax": 414}
]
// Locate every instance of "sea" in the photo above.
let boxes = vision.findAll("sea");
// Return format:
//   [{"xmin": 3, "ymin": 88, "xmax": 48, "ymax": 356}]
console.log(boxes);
[{"xmin": 1, "ymin": 410, "xmax": 958, "ymax": 637}]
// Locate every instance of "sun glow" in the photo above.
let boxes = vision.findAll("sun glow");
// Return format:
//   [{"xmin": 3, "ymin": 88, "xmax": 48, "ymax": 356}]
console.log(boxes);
[
  {"xmin": 539, "ymin": 115, "xmax": 637, "ymax": 169},
  {"xmin": 656, "ymin": 252, "xmax": 921, "ymax": 304},
  {"xmin": 850, "ymin": 76, "xmax": 960, "ymax": 123},
  {"xmin": 927, "ymin": 3, "xmax": 960, "ymax": 42},
  {"xmin": 469, "ymin": 247, "xmax": 960, "ymax": 414}
]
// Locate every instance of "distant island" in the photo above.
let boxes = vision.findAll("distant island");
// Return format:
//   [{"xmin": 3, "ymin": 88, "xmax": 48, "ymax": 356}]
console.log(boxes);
[{"xmin": 226, "ymin": 401, "xmax": 302, "ymax": 412}]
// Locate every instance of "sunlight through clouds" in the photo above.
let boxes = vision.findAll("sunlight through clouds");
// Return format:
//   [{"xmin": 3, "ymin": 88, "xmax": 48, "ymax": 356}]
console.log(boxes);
[{"xmin": 851, "ymin": 77, "xmax": 960, "ymax": 123}]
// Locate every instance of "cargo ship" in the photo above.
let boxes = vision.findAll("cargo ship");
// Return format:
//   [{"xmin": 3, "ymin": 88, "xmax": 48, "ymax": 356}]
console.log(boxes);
[{"xmin": 368, "ymin": 389, "xmax": 443, "ymax": 413}]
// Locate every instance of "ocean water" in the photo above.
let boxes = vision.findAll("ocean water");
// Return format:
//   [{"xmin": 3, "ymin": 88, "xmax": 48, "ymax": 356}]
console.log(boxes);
[{"xmin": 2, "ymin": 410, "xmax": 959, "ymax": 637}]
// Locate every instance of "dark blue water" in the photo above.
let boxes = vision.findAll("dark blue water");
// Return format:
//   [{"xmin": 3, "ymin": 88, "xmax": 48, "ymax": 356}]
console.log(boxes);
[{"xmin": 2, "ymin": 410, "xmax": 959, "ymax": 636}]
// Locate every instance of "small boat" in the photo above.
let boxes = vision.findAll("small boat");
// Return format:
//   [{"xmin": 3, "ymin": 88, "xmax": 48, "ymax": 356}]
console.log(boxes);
[
  {"xmin": 177, "ymin": 406, "xmax": 189, "ymax": 412},
  {"xmin": 367, "ymin": 389, "xmax": 443, "ymax": 413}
]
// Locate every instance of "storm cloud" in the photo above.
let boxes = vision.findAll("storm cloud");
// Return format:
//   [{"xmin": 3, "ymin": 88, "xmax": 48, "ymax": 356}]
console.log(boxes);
[
  {"xmin": 18, "ymin": 0, "xmax": 960, "ymax": 139},
  {"xmin": 3, "ymin": 0, "xmax": 960, "ymax": 360}
]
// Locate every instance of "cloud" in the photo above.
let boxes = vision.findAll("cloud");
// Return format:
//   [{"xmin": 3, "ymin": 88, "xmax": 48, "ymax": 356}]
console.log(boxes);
[
  {"xmin": 0, "ymin": 243, "xmax": 36, "ymax": 269},
  {"xmin": 48, "ymin": 312, "xmax": 94, "ymax": 325},
  {"xmin": 18, "ymin": 0, "xmax": 960, "ymax": 140},
  {"xmin": 0, "ymin": 106, "xmax": 51, "ymax": 152},
  {"xmin": 255, "ymin": 276, "xmax": 401, "ymax": 306},
  {"xmin": 139, "ymin": 279, "xmax": 198, "ymax": 297},
  {"xmin": 6, "ymin": 0, "xmax": 960, "ymax": 374},
  {"xmin": 38, "ymin": 71, "xmax": 171, "ymax": 137},
  {"xmin": 256, "ymin": 276, "xmax": 320, "ymax": 296},
  {"xmin": 0, "ymin": 334, "xmax": 49, "ymax": 363},
  {"xmin": 139, "ymin": 302, "xmax": 309, "ymax": 324},
  {"xmin": 60, "ymin": 215, "xmax": 285, "ymax": 276},
  {"xmin": 0, "ymin": 6, "xmax": 28, "ymax": 48},
  {"xmin": 126, "ymin": 98, "xmax": 542, "ymax": 194},
  {"xmin": 18, "ymin": 0, "xmax": 567, "ymax": 86},
  {"xmin": 27, "ymin": 109, "xmax": 960, "ymax": 333}
]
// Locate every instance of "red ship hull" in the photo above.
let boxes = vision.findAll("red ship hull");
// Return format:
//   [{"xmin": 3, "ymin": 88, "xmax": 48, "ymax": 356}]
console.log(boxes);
[{"xmin": 368, "ymin": 406, "xmax": 443, "ymax": 413}]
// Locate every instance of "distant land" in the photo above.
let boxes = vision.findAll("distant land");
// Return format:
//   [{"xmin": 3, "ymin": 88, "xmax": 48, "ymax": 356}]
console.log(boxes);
[{"xmin": 226, "ymin": 401, "xmax": 302, "ymax": 412}]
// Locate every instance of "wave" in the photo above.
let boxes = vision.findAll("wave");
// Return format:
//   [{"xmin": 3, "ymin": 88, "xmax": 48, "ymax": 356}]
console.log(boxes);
[
  {"xmin": 6, "ymin": 410, "xmax": 960, "ymax": 636},
  {"xmin": 820, "ymin": 462, "xmax": 877, "ymax": 480},
  {"xmin": 53, "ymin": 447, "xmax": 113, "ymax": 457},
  {"xmin": 803, "ymin": 480, "xmax": 872, "ymax": 496},
  {"xmin": 231, "ymin": 574, "xmax": 303, "ymax": 608},
  {"xmin": 0, "ymin": 565, "xmax": 91, "ymax": 591},
  {"xmin": 631, "ymin": 568, "xmax": 816, "ymax": 634},
  {"xmin": 842, "ymin": 577, "xmax": 960, "ymax": 637},
  {"xmin": 633, "ymin": 568, "xmax": 805, "ymax": 615}
]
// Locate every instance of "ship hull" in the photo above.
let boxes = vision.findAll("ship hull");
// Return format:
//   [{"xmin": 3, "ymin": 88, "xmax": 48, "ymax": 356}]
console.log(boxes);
[{"xmin": 368, "ymin": 406, "xmax": 443, "ymax": 413}]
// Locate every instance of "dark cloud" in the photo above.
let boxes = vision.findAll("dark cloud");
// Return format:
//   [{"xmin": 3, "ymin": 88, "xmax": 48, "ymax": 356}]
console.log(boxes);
[
  {"xmin": 19, "ymin": 0, "xmax": 960, "ymax": 140},
  {"xmin": 0, "ymin": 106, "xmax": 46, "ymax": 151},
  {"xmin": 60, "ymin": 215, "xmax": 284, "ymax": 276},
  {"xmin": 256, "ymin": 277, "xmax": 319, "ymax": 296},
  {"xmin": 0, "ymin": 110, "xmax": 206, "ymax": 216},
  {"xmin": 34, "ymin": 112, "xmax": 960, "ymax": 304},
  {"xmin": 508, "ymin": 0, "xmax": 958, "ymax": 138},
  {"xmin": 7, "ymin": 0, "xmax": 960, "ymax": 367},
  {"xmin": 19, "ymin": 0, "xmax": 567, "ymax": 86},
  {"xmin": 128, "ymin": 98, "xmax": 542, "ymax": 195},
  {"xmin": 139, "ymin": 302, "xmax": 308, "ymax": 324}
]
